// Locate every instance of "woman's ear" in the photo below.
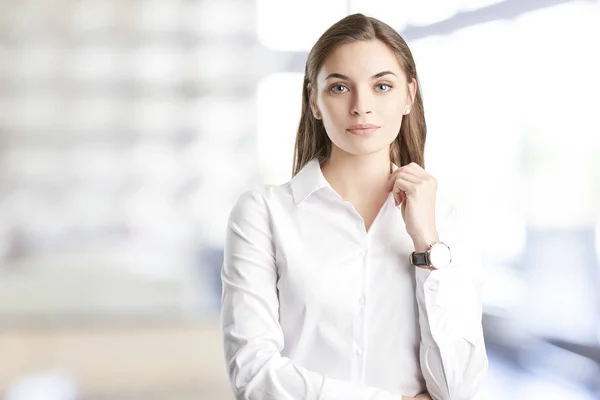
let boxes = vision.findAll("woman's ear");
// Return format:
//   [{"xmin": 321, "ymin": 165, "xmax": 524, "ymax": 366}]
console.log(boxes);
[
  {"xmin": 404, "ymin": 78, "xmax": 418, "ymax": 115},
  {"xmin": 307, "ymin": 83, "xmax": 322, "ymax": 120}
]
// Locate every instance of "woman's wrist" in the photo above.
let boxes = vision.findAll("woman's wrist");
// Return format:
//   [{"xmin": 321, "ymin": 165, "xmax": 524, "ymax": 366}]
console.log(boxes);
[{"xmin": 411, "ymin": 230, "xmax": 440, "ymax": 253}]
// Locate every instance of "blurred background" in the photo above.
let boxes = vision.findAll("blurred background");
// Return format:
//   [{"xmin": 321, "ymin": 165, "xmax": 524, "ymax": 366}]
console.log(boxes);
[{"xmin": 0, "ymin": 0, "xmax": 599, "ymax": 399}]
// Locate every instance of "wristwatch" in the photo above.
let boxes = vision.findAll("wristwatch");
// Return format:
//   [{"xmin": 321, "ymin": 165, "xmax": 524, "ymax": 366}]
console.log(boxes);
[{"xmin": 409, "ymin": 241, "xmax": 452, "ymax": 270}]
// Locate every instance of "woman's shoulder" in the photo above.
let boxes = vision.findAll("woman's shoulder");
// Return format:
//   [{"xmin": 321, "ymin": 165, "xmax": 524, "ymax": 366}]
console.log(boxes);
[
  {"xmin": 235, "ymin": 180, "xmax": 293, "ymax": 204},
  {"xmin": 229, "ymin": 181, "xmax": 295, "ymax": 220}
]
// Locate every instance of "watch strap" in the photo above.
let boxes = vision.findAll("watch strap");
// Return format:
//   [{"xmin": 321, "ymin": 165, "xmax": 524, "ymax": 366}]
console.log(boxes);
[{"xmin": 409, "ymin": 251, "xmax": 428, "ymax": 266}]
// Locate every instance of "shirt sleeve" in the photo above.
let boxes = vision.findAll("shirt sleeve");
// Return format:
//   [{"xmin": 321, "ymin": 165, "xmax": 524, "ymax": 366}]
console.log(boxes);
[
  {"xmin": 414, "ymin": 204, "xmax": 489, "ymax": 400},
  {"xmin": 221, "ymin": 188, "xmax": 404, "ymax": 400}
]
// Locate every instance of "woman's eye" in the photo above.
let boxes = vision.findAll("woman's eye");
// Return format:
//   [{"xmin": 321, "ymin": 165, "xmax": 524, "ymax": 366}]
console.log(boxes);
[
  {"xmin": 330, "ymin": 84, "xmax": 348, "ymax": 94},
  {"xmin": 376, "ymin": 83, "xmax": 392, "ymax": 92}
]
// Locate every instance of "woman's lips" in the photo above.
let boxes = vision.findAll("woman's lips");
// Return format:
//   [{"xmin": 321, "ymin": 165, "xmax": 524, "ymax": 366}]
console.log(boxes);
[{"xmin": 346, "ymin": 126, "xmax": 380, "ymax": 136}]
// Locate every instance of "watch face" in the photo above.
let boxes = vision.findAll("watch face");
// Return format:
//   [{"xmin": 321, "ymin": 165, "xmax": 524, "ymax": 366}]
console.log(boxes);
[{"xmin": 429, "ymin": 243, "xmax": 451, "ymax": 269}]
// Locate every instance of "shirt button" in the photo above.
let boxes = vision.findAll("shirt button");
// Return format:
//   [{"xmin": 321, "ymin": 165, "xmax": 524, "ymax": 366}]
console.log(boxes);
[
  {"xmin": 359, "ymin": 295, "xmax": 366, "ymax": 306},
  {"xmin": 354, "ymin": 346, "xmax": 362, "ymax": 356}
]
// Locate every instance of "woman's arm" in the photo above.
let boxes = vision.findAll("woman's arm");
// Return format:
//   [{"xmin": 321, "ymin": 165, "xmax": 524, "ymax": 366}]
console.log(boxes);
[
  {"xmin": 221, "ymin": 188, "xmax": 407, "ymax": 400},
  {"xmin": 414, "ymin": 208, "xmax": 489, "ymax": 400}
]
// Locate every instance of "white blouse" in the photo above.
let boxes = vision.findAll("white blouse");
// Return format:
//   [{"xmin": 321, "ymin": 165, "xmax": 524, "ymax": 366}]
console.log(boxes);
[{"xmin": 221, "ymin": 157, "xmax": 488, "ymax": 400}]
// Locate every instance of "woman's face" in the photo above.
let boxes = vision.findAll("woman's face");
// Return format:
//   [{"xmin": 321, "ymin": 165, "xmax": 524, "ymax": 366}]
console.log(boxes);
[{"xmin": 311, "ymin": 39, "xmax": 416, "ymax": 157}]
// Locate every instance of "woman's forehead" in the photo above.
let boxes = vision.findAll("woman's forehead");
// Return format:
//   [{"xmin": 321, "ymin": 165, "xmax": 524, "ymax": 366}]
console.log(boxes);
[{"xmin": 318, "ymin": 40, "xmax": 405, "ymax": 81}]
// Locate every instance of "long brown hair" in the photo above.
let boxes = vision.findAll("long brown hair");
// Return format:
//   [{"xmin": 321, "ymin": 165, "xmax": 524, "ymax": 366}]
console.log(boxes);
[{"xmin": 292, "ymin": 13, "xmax": 427, "ymax": 177}]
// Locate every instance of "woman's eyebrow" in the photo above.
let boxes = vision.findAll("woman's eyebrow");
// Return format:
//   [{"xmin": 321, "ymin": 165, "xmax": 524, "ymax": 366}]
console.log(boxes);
[{"xmin": 324, "ymin": 70, "xmax": 397, "ymax": 80}]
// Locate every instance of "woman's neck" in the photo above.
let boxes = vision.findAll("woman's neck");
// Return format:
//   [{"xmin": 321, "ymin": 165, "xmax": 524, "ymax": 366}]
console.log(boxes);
[{"xmin": 320, "ymin": 147, "xmax": 392, "ymax": 204}]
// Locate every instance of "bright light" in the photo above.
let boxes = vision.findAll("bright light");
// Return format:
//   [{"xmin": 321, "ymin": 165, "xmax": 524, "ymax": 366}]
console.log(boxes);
[
  {"xmin": 256, "ymin": 73, "xmax": 304, "ymax": 184},
  {"xmin": 595, "ymin": 218, "xmax": 600, "ymax": 265},
  {"xmin": 407, "ymin": 0, "xmax": 461, "ymax": 26},
  {"xmin": 349, "ymin": 0, "xmax": 410, "ymax": 31},
  {"xmin": 256, "ymin": 0, "xmax": 347, "ymax": 51}
]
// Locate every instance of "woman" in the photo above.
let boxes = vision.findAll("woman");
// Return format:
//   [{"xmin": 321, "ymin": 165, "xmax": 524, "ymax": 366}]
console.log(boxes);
[{"xmin": 221, "ymin": 13, "xmax": 488, "ymax": 400}]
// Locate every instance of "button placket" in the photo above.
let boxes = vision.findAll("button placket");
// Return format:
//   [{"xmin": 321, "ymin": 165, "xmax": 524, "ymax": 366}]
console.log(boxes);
[{"xmin": 353, "ymin": 234, "xmax": 369, "ymax": 378}]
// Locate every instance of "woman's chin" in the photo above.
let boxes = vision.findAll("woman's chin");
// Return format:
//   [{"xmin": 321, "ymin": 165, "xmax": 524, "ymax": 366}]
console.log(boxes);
[{"xmin": 339, "ymin": 142, "xmax": 390, "ymax": 156}]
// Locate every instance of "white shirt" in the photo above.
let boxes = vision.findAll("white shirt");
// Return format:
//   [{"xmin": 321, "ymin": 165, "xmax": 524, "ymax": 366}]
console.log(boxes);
[{"xmin": 221, "ymin": 157, "xmax": 488, "ymax": 400}]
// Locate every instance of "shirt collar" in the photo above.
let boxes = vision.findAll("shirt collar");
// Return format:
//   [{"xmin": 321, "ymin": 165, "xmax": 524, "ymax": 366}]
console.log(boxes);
[
  {"xmin": 291, "ymin": 157, "xmax": 401, "ymax": 205},
  {"xmin": 291, "ymin": 158, "xmax": 329, "ymax": 205}
]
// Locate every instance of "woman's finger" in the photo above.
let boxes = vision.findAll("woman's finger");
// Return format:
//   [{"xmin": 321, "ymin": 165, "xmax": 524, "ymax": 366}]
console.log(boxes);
[
  {"xmin": 388, "ymin": 176, "xmax": 415, "ymax": 195},
  {"xmin": 395, "ymin": 171, "xmax": 421, "ymax": 184},
  {"xmin": 389, "ymin": 163, "xmax": 427, "ymax": 184},
  {"xmin": 404, "ymin": 162, "xmax": 429, "ymax": 179},
  {"xmin": 386, "ymin": 171, "xmax": 420, "ymax": 192},
  {"xmin": 390, "ymin": 177, "xmax": 416, "ymax": 206}
]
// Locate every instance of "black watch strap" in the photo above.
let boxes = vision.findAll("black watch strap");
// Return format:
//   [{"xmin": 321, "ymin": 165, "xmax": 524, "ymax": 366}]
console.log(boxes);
[{"xmin": 409, "ymin": 251, "xmax": 428, "ymax": 266}]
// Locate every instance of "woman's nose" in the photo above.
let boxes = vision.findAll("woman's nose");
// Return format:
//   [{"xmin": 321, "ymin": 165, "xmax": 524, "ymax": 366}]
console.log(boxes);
[{"xmin": 350, "ymin": 90, "xmax": 373, "ymax": 116}]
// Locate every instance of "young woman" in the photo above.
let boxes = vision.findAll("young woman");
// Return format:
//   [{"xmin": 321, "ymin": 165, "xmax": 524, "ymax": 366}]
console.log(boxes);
[{"xmin": 220, "ymin": 13, "xmax": 488, "ymax": 400}]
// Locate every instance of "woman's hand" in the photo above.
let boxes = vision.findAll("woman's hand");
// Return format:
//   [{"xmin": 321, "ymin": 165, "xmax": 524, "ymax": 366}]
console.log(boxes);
[{"xmin": 386, "ymin": 162, "xmax": 439, "ymax": 256}]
